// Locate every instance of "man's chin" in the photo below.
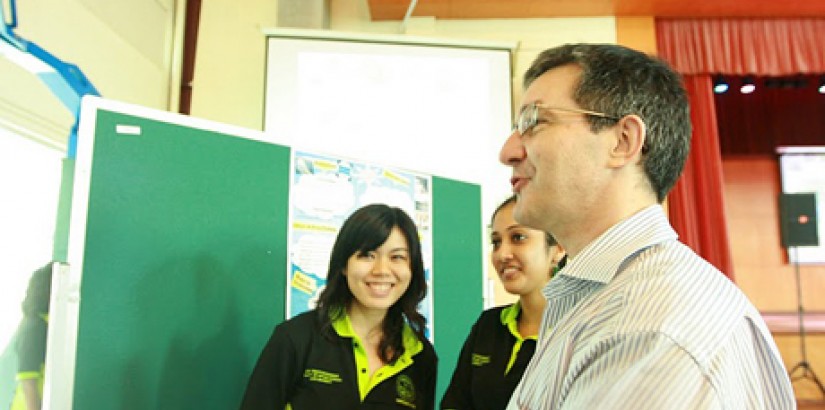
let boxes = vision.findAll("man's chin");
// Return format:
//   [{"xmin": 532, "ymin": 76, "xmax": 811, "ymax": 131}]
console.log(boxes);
[
  {"xmin": 512, "ymin": 199, "xmax": 533, "ymax": 224},
  {"xmin": 514, "ymin": 203, "xmax": 546, "ymax": 232}
]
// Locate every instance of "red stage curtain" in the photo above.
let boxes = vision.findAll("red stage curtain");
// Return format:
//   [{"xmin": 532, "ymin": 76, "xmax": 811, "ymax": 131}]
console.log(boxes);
[
  {"xmin": 657, "ymin": 18, "xmax": 825, "ymax": 279},
  {"xmin": 657, "ymin": 19, "xmax": 825, "ymax": 75},
  {"xmin": 668, "ymin": 75, "xmax": 734, "ymax": 277}
]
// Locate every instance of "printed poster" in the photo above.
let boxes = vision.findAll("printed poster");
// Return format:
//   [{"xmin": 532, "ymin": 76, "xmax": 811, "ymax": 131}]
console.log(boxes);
[{"xmin": 287, "ymin": 151, "xmax": 434, "ymax": 340}]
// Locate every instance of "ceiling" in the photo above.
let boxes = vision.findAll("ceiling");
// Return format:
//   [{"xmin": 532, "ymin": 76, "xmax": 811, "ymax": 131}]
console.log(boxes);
[{"xmin": 367, "ymin": 0, "xmax": 825, "ymax": 20}]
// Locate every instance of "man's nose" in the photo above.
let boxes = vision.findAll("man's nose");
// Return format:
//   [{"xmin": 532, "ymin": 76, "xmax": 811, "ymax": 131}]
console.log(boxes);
[{"xmin": 500, "ymin": 130, "xmax": 525, "ymax": 165}]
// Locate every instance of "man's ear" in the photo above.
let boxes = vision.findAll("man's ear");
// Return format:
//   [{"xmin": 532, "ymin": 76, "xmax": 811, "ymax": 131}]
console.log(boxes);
[{"xmin": 607, "ymin": 114, "xmax": 646, "ymax": 168}]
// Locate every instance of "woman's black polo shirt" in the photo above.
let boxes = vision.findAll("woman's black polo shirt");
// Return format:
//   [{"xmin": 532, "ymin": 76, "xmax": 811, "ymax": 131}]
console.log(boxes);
[
  {"xmin": 241, "ymin": 310, "xmax": 437, "ymax": 410},
  {"xmin": 440, "ymin": 303, "xmax": 537, "ymax": 410}
]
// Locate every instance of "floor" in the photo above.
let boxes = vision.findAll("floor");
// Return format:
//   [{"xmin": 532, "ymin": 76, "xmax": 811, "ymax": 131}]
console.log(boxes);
[{"xmin": 765, "ymin": 312, "xmax": 825, "ymax": 404}]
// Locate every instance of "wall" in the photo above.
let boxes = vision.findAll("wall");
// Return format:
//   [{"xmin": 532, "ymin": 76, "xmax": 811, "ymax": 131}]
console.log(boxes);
[
  {"xmin": 189, "ymin": 0, "xmax": 278, "ymax": 130},
  {"xmin": 722, "ymin": 156, "xmax": 825, "ymax": 312},
  {"xmin": 616, "ymin": 17, "xmax": 657, "ymax": 55},
  {"xmin": 191, "ymin": 0, "xmax": 617, "ymax": 131},
  {"xmin": 329, "ymin": 0, "xmax": 616, "ymax": 116},
  {"xmin": 723, "ymin": 156, "xmax": 825, "ymax": 402}
]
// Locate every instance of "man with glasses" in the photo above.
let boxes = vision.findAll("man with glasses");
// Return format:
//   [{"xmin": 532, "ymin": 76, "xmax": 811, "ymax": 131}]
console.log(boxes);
[{"xmin": 500, "ymin": 44, "xmax": 793, "ymax": 409}]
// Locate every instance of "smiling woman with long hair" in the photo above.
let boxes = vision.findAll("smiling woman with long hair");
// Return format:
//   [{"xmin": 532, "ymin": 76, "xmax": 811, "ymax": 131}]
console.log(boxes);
[{"xmin": 241, "ymin": 204, "xmax": 437, "ymax": 410}]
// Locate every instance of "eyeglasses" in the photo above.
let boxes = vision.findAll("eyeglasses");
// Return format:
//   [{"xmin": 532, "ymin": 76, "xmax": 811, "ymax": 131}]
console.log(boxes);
[{"xmin": 514, "ymin": 102, "xmax": 621, "ymax": 136}]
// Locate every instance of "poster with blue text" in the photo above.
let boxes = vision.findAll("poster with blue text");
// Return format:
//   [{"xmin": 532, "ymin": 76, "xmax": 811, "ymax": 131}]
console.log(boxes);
[{"xmin": 287, "ymin": 151, "xmax": 434, "ymax": 340}]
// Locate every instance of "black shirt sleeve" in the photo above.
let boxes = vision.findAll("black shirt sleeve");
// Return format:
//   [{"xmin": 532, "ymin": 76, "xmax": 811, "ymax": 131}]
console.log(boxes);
[
  {"xmin": 240, "ymin": 320, "xmax": 303, "ymax": 409},
  {"xmin": 423, "ymin": 341, "xmax": 439, "ymax": 410}
]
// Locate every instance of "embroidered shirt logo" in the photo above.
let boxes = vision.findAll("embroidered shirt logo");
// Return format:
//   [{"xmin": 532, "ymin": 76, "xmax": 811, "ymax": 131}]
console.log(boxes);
[
  {"xmin": 303, "ymin": 369, "xmax": 342, "ymax": 384},
  {"xmin": 395, "ymin": 375, "xmax": 416, "ymax": 409},
  {"xmin": 471, "ymin": 354, "xmax": 491, "ymax": 366}
]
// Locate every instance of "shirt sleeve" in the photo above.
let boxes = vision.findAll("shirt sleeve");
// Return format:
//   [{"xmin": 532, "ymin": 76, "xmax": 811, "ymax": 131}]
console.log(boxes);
[
  {"xmin": 559, "ymin": 332, "xmax": 722, "ymax": 410},
  {"xmin": 16, "ymin": 317, "xmax": 47, "ymax": 378},
  {"xmin": 239, "ymin": 322, "xmax": 303, "ymax": 409},
  {"xmin": 440, "ymin": 318, "xmax": 481, "ymax": 410},
  {"xmin": 423, "ymin": 344, "xmax": 439, "ymax": 410}
]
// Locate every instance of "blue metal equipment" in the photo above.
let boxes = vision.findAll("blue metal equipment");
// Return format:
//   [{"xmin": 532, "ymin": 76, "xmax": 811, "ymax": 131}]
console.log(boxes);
[{"xmin": 2, "ymin": 0, "xmax": 100, "ymax": 157}]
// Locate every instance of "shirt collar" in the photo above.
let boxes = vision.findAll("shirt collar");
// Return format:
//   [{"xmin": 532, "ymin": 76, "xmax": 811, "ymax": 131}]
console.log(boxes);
[
  {"xmin": 556, "ymin": 205, "xmax": 678, "ymax": 285},
  {"xmin": 331, "ymin": 310, "xmax": 356, "ymax": 337},
  {"xmin": 499, "ymin": 302, "xmax": 538, "ymax": 341},
  {"xmin": 500, "ymin": 302, "xmax": 521, "ymax": 325},
  {"xmin": 330, "ymin": 310, "xmax": 423, "ymax": 356}
]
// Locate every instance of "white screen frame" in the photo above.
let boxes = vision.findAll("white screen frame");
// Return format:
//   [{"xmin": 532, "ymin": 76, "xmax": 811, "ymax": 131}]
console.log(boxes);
[{"xmin": 777, "ymin": 146, "xmax": 825, "ymax": 264}]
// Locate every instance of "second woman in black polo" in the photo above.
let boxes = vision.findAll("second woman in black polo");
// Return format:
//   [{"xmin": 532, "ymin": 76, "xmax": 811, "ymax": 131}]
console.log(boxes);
[{"xmin": 440, "ymin": 196, "xmax": 564, "ymax": 410}]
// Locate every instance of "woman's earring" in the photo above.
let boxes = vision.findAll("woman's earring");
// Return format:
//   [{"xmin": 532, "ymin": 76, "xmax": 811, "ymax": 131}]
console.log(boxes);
[{"xmin": 556, "ymin": 254, "xmax": 568, "ymax": 270}]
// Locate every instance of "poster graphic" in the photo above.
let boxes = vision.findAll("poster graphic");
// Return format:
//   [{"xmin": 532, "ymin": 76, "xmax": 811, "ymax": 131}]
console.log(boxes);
[{"xmin": 287, "ymin": 151, "xmax": 434, "ymax": 339}]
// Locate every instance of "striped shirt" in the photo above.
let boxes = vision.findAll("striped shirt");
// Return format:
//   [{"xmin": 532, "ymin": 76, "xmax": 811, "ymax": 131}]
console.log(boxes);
[{"xmin": 506, "ymin": 205, "xmax": 794, "ymax": 410}]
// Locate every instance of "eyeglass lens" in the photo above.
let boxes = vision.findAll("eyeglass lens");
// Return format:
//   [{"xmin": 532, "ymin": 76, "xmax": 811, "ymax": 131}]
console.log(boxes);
[{"xmin": 517, "ymin": 104, "xmax": 537, "ymax": 135}]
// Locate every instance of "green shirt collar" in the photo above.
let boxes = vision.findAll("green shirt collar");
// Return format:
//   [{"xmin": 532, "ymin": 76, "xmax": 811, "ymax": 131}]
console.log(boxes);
[
  {"xmin": 330, "ymin": 310, "xmax": 424, "ymax": 400},
  {"xmin": 331, "ymin": 311, "xmax": 423, "ymax": 357},
  {"xmin": 500, "ymin": 302, "xmax": 537, "ymax": 341}
]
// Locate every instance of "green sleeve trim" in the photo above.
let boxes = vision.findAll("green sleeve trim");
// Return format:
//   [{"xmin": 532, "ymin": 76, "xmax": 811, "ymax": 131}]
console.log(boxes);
[{"xmin": 16, "ymin": 371, "xmax": 41, "ymax": 381}]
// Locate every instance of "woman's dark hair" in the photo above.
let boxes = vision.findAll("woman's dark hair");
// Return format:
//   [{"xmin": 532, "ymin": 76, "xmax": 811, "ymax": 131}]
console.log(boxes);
[
  {"xmin": 316, "ymin": 203, "xmax": 427, "ymax": 363},
  {"xmin": 491, "ymin": 195, "xmax": 557, "ymax": 247},
  {"xmin": 22, "ymin": 262, "xmax": 53, "ymax": 317}
]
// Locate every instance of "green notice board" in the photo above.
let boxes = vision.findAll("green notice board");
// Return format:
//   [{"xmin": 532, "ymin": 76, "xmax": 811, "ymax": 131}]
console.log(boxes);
[
  {"xmin": 56, "ymin": 97, "xmax": 482, "ymax": 409},
  {"xmin": 431, "ymin": 177, "xmax": 483, "ymax": 400}
]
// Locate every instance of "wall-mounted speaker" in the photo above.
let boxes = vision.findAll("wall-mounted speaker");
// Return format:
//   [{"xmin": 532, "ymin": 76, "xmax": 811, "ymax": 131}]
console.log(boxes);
[{"xmin": 779, "ymin": 193, "xmax": 819, "ymax": 247}]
